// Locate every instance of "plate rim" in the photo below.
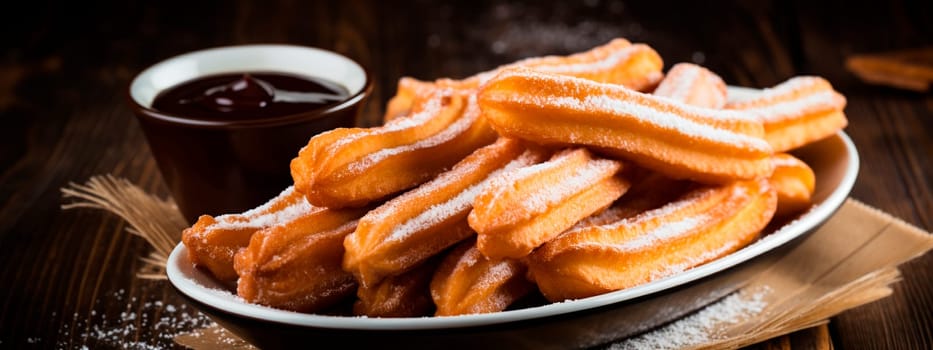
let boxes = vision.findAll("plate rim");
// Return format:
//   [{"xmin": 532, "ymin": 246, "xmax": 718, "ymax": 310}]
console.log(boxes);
[{"xmin": 167, "ymin": 131, "xmax": 859, "ymax": 331}]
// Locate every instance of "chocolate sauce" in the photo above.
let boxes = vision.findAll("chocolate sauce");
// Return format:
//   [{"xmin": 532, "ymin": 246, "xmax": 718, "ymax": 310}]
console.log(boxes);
[{"xmin": 152, "ymin": 72, "xmax": 350, "ymax": 120}]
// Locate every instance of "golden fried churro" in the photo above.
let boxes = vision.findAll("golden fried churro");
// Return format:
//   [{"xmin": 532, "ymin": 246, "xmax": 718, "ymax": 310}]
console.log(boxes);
[
  {"xmin": 292, "ymin": 90, "xmax": 498, "ymax": 208},
  {"xmin": 726, "ymin": 76, "xmax": 847, "ymax": 152},
  {"xmin": 343, "ymin": 138, "xmax": 548, "ymax": 287},
  {"xmin": 431, "ymin": 239, "xmax": 534, "ymax": 316},
  {"xmin": 469, "ymin": 38, "xmax": 663, "ymax": 92},
  {"xmin": 383, "ymin": 38, "xmax": 664, "ymax": 123},
  {"xmin": 528, "ymin": 179, "xmax": 777, "ymax": 302},
  {"xmin": 769, "ymin": 153, "xmax": 816, "ymax": 217},
  {"xmin": 384, "ymin": 77, "xmax": 438, "ymax": 121},
  {"xmin": 470, "ymin": 148, "xmax": 631, "ymax": 259},
  {"xmin": 478, "ymin": 68, "xmax": 774, "ymax": 184},
  {"xmin": 653, "ymin": 63, "xmax": 727, "ymax": 109},
  {"xmin": 353, "ymin": 260, "xmax": 437, "ymax": 317},
  {"xmin": 181, "ymin": 187, "xmax": 311, "ymax": 281},
  {"xmin": 233, "ymin": 206, "xmax": 366, "ymax": 312}
]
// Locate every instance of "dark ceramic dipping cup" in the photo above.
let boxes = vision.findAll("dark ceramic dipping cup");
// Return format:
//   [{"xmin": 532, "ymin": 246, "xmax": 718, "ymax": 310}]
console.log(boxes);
[{"xmin": 129, "ymin": 45, "xmax": 370, "ymax": 223}]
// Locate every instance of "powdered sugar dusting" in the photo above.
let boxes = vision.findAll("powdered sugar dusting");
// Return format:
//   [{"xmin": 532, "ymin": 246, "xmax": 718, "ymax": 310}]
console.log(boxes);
[
  {"xmin": 489, "ymin": 152, "xmax": 619, "ymax": 217},
  {"xmin": 234, "ymin": 186, "xmax": 296, "ymax": 219},
  {"xmin": 771, "ymin": 155, "xmax": 804, "ymax": 168},
  {"xmin": 468, "ymin": 39, "xmax": 635, "ymax": 86},
  {"xmin": 580, "ymin": 95, "xmax": 769, "ymax": 149},
  {"xmin": 331, "ymin": 94, "xmax": 445, "ymax": 151},
  {"xmin": 208, "ymin": 197, "xmax": 316, "ymax": 232},
  {"xmin": 387, "ymin": 151, "xmax": 537, "ymax": 242},
  {"xmin": 649, "ymin": 240, "xmax": 739, "ymax": 281},
  {"xmin": 655, "ymin": 64, "xmax": 701, "ymax": 101},
  {"xmin": 741, "ymin": 91, "xmax": 844, "ymax": 123},
  {"xmin": 474, "ymin": 260, "xmax": 518, "ymax": 290},
  {"xmin": 609, "ymin": 289, "xmax": 769, "ymax": 349},
  {"xmin": 604, "ymin": 215, "xmax": 707, "ymax": 252},
  {"xmin": 517, "ymin": 89, "xmax": 768, "ymax": 150},
  {"xmin": 506, "ymin": 69, "xmax": 753, "ymax": 125},
  {"xmin": 525, "ymin": 159, "xmax": 618, "ymax": 214},
  {"xmin": 727, "ymin": 76, "xmax": 822, "ymax": 107},
  {"xmin": 349, "ymin": 96, "xmax": 477, "ymax": 174},
  {"xmin": 529, "ymin": 43, "xmax": 642, "ymax": 75}
]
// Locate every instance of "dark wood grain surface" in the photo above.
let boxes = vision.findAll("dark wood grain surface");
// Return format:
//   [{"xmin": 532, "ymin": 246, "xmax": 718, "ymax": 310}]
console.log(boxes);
[{"xmin": 1, "ymin": 0, "xmax": 930, "ymax": 348}]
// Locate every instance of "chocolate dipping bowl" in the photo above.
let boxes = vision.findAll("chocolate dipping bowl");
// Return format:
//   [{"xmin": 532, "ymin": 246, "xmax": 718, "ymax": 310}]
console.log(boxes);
[
  {"xmin": 167, "ymin": 86, "xmax": 860, "ymax": 349},
  {"xmin": 128, "ymin": 45, "xmax": 371, "ymax": 222}
]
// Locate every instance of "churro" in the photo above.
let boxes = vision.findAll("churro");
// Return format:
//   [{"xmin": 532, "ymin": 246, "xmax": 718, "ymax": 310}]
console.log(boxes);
[
  {"xmin": 292, "ymin": 90, "xmax": 498, "ymax": 208},
  {"xmin": 726, "ymin": 76, "xmax": 847, "ymax": 152},
  {"xmin": 653, "ymin": 63, "xmax": 727, "ymax": 109},
  {"xmin": 353, "ymin": 260, "xmax": 436, "ymax": 317},
  {"xmin": 478, "ymin": 68, "xmax": 774, "ymax": 183},
  {"xmin": 343, "ymin": 138, "xmax": 548, "ymax": 287},
  {"xmin": 528, "ymin": 179, "xmax": 777, "ymax": 302},
  {"xmin": 383, "ymin": 38, "xmax": 663, "ymax": 123},
  {"xmin": 769, "ymin": 153, "xmax": 816, "ymax": 217},
  {"xmin": 233, "ymin": 207, "xmax": 366, "ymax": 312},
  {"xmin": 431, "ymin": 239, "xmax": 534, "ymax": 316},
  {"xmin": 181, "ymin": 186, "xmax": 312, "ymax": 282},
  {"xmin": 470, "ymin": 148, "xmax": 630, "ymax": 259}
]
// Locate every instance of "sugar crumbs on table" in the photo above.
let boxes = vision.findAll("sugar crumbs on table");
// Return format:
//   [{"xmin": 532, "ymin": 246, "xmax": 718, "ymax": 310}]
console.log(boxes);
[
  {"xmin": 609, "ymin": 289, "xmax": 769, "ymax": 350},
  {"xmin": 57, "ymin": 287, "xmax": 215, "ymax": 350}
]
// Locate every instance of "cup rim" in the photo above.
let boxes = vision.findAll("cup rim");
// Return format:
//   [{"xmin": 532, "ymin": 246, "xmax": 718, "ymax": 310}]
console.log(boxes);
[{"xmin": 128, "ymin": 44, "xmax": 372, "ymax": 129}]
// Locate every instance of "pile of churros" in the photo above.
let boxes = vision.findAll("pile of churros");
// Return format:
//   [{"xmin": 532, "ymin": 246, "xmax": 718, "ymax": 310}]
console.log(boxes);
[{"xmin": 182, "ymin": 38, "xmax": 846, "ymax": 316}]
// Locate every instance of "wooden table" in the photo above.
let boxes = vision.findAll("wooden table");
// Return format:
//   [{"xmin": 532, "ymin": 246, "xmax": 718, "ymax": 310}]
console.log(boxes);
[{"xmin": 1, "ymin": 1, "xmax": 929, "ymax": 348}]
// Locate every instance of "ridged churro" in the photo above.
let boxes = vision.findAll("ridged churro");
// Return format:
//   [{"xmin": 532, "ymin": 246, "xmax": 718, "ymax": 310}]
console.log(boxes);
[
  {"xmin": 343, "ymin": 138, "xmax": 548, "ymax": 287},
  {"xmin": 233, "ymin": 207, "xmax": 366, "ymax": 312},
  {"xmin": 383, "ymin": 38, "xmax": 664, "ymax": 123},
  {"xmin": 528, "ymin": 179, "xmax": 777, "ymax": 302},
  {"xmin": 292, "ymin": 90, "xmax": 498, "ymax": 208},
  {"xmin": 181, "ymin": 187, "xmax": 312, "ymax": 282},
  {"xmin": 653, "ymin": 63, "xmax": 727, "ymax": 109},
  {"xmin": 726, "ymin": 76, "xmax": 847, "ymax": 152},
  {"xmin": 431, "ymin": 239, "xmax": 534, "ymax": 316},
  {"xmin": 769, "ymin": 153, "xmax": 816, "ymax": 217},
  {"xmin": 478, "ymin": 68, "xmax": 774, "ymax": 183},
  {"xmin": 353, "ymin": 260, "xmax": 436, "ymax": 317},
  {"xmin": 470, "ymin": 148, "xmax": 630, "ymax": 259}
]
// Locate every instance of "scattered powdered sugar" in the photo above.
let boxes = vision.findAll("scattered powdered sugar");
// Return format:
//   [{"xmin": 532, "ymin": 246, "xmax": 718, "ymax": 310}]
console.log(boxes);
[
  {"xmin": 56, "ymin": 288, "xmax": 217, "ymax": 349},
  {"xmin": 609, "ymin": 289, "xmax": 770, "ymax": 350}
]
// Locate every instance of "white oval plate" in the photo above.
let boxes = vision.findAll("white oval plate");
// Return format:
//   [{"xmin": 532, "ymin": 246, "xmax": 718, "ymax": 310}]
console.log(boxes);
[{"xmin": 168, "ymin": 96, "xmax": 858, "ymax": 331}]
